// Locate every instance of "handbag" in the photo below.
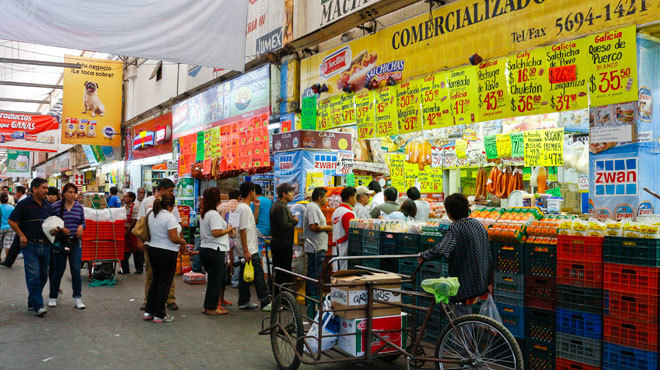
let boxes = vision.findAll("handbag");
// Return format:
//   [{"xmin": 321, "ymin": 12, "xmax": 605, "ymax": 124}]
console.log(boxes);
[
  {"xmin": 54, "ymin": 203, "xmax": 76, "ymax": 254},
  {"xmin": 132, "ymin": 209, "xmax": 152, "ymax": 242}
]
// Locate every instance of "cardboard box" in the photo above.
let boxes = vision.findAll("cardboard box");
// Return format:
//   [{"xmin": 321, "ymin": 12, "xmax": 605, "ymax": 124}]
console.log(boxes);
[
  {"xmin": 272, "ymin": 130, "xmax": 352, "ymax": 152},
  {"xmin": 336, "ymin": 313, "xmax": 408, "ymax": 357},
  {"xmin": 330, "ymin": 270, "xmax": 401, "ymax": 319}
]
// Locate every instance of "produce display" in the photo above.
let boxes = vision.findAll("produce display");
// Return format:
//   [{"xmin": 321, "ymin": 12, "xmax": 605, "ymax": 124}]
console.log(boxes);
[{"xmin": 486, "ymin": 208, "xmax": 542, "ymax": 242}]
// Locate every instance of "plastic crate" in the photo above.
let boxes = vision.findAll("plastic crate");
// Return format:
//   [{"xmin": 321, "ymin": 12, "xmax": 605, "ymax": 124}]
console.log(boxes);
[
  {"xmin": 83, "ymin": 220, "xmax": 126, "ymax": 239},
  {"xmin": 379, "ymin": 231, "xmax": 399, "ymax": 255},
  {"xmin": 604, "ymin": 316, "xmax": 660, "ymax": 352},
  {"xmin": 605, "ymin": 289, "xmax": 660, "ymax": 323},
  {"xmin": 496, "ymin": 302, "xmax": 524, "ymax": 338},
  {"xmin": 604, "ymin": 262, "xmax": 660, "ymax": 295},
  {"xmin": 347, "ymin": 228, "xmax": 362, "ymax": 255},
  {"xmin": 556, "ymin": 332, "xmax": 602, "ymax": 367},
  {"xmin": 556, "ymin": 357, "xmax": 601, "ymax": 370},
  {"xmin": 420, "ymin": 259, "xmax": 449, "ymax": 281},
  {"xmin": 362, "ymin": 241, "xmax": 379, "ymax": 255},
  {"xmin": 398, "ymin": 259, "xmax": 417, "ymax": 279},
  {"xmin": 359, "ymin": 258, "xmax": 379, "ymax": 270},
  {"xmin": 603, "ymin": 342, "xmax": 659, "ymax": 370},
  {"xmin": 423, "ymin": 314, "xmax": 449, "ymax": 342},
  {"xmin": 362, "ymin": 229, "xmax": 380, "ymax": 246},
  {"xmin": 398, "ymin": 233, "xmax": 421, "ymax": 255},
  {"xmin": 493, "ymin": 242, "xmax": 525, "ymax": 273},
  {"xmin": 380, "ymin": 259, "xmax": 398, "ymax": 273},
  {"xmin": 524, "ymin": 276, "xmax": 557, "ymax": 311},
  {"xmin": 420, "ymin": 234, "xmax": 442, "ymax": 251},
  {"xmin": 557, "ymin": 235, "xmax": 604, "ymax": 263},
  {"xmin": 557, "ymin": 285, "xmax": 603, "ymax": 314},
  {"xmin": 604, "ymin": 236, "xmax": 660, "ymax": 267},
  {"xmin": 402, "ymin": 283, "xmax": 414, "ymax": 306},
  {"xmin": 556, "ymin": 308, "xmax": 603, "ymax": 340},
  {"xmin": 525, "ymin": 307, "xmax": 555, "ymax": 344},
  {"xmin": 557, "ymin": 258, "xmax": 603, "ymax": 289},
  {"xmin": 494, "ymin": 272, "xmax": 525, "ymax": 305},
  {"xmin": 524, "ymin": 339, "xmax": 555, "ymax": 370},
  {"xmin": 525, "ymin": 243, "xmax": 556, "ymax": 277}
]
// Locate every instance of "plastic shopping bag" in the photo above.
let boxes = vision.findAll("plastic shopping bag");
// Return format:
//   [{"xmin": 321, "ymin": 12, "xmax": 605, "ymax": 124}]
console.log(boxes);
[
  {"xmin": 421, "ymin": 277, "xmax": 460, "ymax": 304},
  {"xmin": 243, "ymin": 261, "xmax": 254, "ymax": 283},
  {"xmin": 304, "ymin": 297, "xmax": 339, "ymax": 355},
  {"xmin": 479, "ymin": 294, "xmax": 503, "ymax": 324}
]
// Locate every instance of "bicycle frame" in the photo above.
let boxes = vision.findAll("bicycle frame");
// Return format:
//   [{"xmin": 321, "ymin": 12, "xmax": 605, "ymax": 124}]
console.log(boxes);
[{"xmin": 258, "ymin": 254, "xmax": 478, "ymax": 367}]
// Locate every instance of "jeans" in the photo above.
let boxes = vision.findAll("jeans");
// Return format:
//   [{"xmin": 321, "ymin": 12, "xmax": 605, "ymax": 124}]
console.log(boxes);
[
  {"xmin": 271, "ymin": 241, "xmax": 293, "ymax": 294},
  {"xmin": 192, "ymin": 236, "xmax": 202, "ymax": 272},
  {"xmin": 200, "ymin": 248, "xmax": 225, "ymax": 310},
  {"xmin": 49, "ymin": 241, "xmax": 82, "ymax": 299},
  {"xmin": 23, "ymin": 242, "xmax": 51, "ymax": 311},
  {"xmin": 238, "ymin": 252, "xmax": 270, "ymax": 307},
  {"xmin": 305, "ymin": 251, "xmax": 326, "ymax": 297},
  {"xmin": 145, "ymin": 247, "xmax": 178, "ymax": 318}
]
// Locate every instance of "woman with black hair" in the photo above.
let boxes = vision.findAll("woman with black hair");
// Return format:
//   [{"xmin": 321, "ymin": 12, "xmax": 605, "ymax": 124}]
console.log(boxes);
[
  {"xmin": 144, "ymin": 194, "xmax": 188, "ymax": 323},
  {"xmin": 386, "ymin": 199, "xmax": 417, "ymax": 220},
  {"xmin": 199, "ymin": 188, "xmax": 234, "ymax": 315}
]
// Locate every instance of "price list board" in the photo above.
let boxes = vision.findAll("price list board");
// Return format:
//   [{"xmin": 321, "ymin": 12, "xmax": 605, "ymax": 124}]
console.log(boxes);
[
  {"xmin": 420, "ymin": 72, "xmax": 453, "ymax": 129},
  {"xmin": 478, "ymin": 58, "xmax": 511, "ymax": 120},
  {"xmin": 588, "ymin": 25, "xmax": 637, "ymax": 106},
  {"xmin": 507, "ymin": 48, "xmax": 553, "ymax": 116},
  {"xmin": 546, "ymin": 38, "xmax": 589, "ymax": 112},
  {"xmin": 374, "ymin": 85, "xmax": 398, "ymax": 137},
  {"xmin": 397, "ymin": 80, "xmax": 422, "ymax": 134}
]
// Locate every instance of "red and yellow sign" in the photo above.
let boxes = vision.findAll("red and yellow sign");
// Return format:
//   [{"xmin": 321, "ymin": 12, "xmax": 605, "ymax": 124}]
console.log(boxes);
[
  {"xmin": 62, "ymin": 55, "xmax": 123, "ymax": 146},
  {"xmin": 374, "ymin": 86, "xmax": 398, "ymax": 137},
  {"xmin": 507, "ymin": 48, "xmax": 553, "ymax": 116},
  {"xmin": 546, "ymin": 38, "xmax": 590, "ymax": 112},
  {"xmin": 397, "ymin": 80, "xmax": 421, "ymax": 134},
  {"xmin": 478, "ymin": 58, "xmax": 511, "ymax": 120},
  {"xmin": 421, "ymin": 72, "xmax": 453, "ymax": 129},
  {"xmin": 355, "ymin": 90, "xmax": 375, "ymax": 139}
]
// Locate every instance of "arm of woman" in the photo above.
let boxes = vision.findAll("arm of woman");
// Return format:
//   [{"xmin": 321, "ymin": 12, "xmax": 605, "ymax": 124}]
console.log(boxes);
[{"xmin": 211, "ymin": 226, "xmax": 234, "ymax": 237}]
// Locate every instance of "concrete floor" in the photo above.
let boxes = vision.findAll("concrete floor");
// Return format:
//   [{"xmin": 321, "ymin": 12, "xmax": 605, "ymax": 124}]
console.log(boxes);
[{"xmin": 0, "ymin": 259, "xmax": 405, "ymax": 370}]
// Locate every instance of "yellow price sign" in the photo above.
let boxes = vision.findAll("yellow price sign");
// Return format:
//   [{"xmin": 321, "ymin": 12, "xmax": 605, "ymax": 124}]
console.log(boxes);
[
  {"xmin": 478, "ymin": 57, "xmax": 511, "ymax": 120},
  {"xmin": 340, "ymin": 94, "xmax": 356, "ymax": 124},
  {"xmin": 507, "ymin": 48, "xmax": 553, "ymax": 116},
  {"xmin": 355, "ymin": 90, "xmax": 375, "ymax": 139},
  {"xmin": 328, "ymin": 95, "xmax": 344, "ymax": 129},
  {"xmin": 496, "ymin": 134, "xmax": 512, "ymax": 158},
  {"xmin": 448, "ymin": 66, "xmax": 480, "ymax": 125},
  {"xmin": 546, "ymin": 37, "xmax": 589, "ymax": 112},
  {"xmin": 397, "ymin": 79, "xmax": 422, "ymax": 134},
  {"xmin": 421, "ymin": 72, "xmax": 453, "ymax": 129},
  {"xmin": 455, "ymin": 139, "xmax": 468, "ymax": 159},
  {"xmin": 374, "ymin": 85, "xmax": 398, "ymax": 137},
  {"xmin": 389, "ymin": 154, "xmax": 405, "ymax": 190},
  {"xmin": 316, "ymin": 98, "xmax": 330, "ymax": 130}
]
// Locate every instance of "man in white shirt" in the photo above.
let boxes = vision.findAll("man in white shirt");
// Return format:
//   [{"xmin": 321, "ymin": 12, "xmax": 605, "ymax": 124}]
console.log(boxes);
[
  {"xmin": 139, "ymin": 178, "xmax": 180, "ymax": 311},
  {"xmin": 14, "ymin": 185, "xmax": 27, "ymax": 203},
  {"xmin": 407, "ymin": 187, "xmax": 430, "ymax": 222},
  {"xmin": 235, "ymin": 181, "xmax": 271, "ymax": 312},
  {"xmin": 303, "ymin": 187, "xmax": 332, "ymax": 297},
  {"xmin": 332, "ymin": 187, "xmax": 357, "ymax": 271},
  {"xmin": 134, "ymin": 187, "xmax": 146, "ymax": 211},
  {"xmin": 353, "ymin": 186, "xmax": 373, "ymax": 219},
  {"xmin": 368, "ymin": 181, "xmax": 384, "ymax": 210}
]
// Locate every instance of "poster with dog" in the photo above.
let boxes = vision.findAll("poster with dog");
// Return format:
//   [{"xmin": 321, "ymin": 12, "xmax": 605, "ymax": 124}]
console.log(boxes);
[{"xmin": 62, "ymin": 55, "xmax": 123, "ymax": 146}]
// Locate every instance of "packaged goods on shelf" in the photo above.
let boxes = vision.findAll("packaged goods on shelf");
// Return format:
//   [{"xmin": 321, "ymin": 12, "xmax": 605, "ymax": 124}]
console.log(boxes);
[{"xmin": 470, "ymin": 207, "xmax": 502, "ymax": 227}]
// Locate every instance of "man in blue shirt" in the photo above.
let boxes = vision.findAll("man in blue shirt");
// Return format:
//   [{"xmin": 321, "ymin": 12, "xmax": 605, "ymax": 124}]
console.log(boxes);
[
  {"xmin": 251, "ymin": 184, "xmax": 273, "ymax": 238},
  {"xmin": 107, "ymin": 187, "xmax": 122, "ymax": 208},
  {"xmin": 9, "ymin": 178, "xmax": 53, "ymax": 317}
]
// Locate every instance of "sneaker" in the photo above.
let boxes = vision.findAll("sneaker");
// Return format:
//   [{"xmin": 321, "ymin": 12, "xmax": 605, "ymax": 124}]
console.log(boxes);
[
  {"xmin": 48, "ymin": 298, "xmax": 57, "ymax": 307},
  {"xmin": 238, "ymin": 302, "xmax": 258, "ymax": 309},
  {"xmin": 143, "ymin": 313, "xmax": 153, "ymax": 320},
  {"xmin": 73, "ymin": 299, "xmax": 86, "ymax": 309},
  {"xmin": 35, "ymin": 308, "xmax": 47, "ymax": 317},
  {"xmin": 152, "ymin": 315, "xmax": 174, "ymax": 323},
  {"xmin": 261, "ymin": 302, "xmax": 272, "ymax": 312}
]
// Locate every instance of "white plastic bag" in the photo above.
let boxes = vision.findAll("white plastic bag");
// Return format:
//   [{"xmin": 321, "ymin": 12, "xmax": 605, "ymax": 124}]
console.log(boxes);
[
  {"xmin": 304, "ymin": 297, "xmax": 339, "ymax": 355},
  {"xmin": 479, "ymin": 294, "xmax": 502, "ymax": 324},
  {"xmin": 42, "ymin": 216, "xmax": 64, "ymax": 244}
]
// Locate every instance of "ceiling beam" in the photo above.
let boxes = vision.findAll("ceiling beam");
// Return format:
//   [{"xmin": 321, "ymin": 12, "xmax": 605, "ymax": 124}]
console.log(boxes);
[
  {"xmin": 0, "ymin": 81, "xmax": 62, "ymax": 89},
  {"xmin": 0, "ymin": 57, "xmax": 81, "ymax": 69},
  {"xmin": 0, "ymin": 97, "xmax": 50, "ymax": 104},
  {"xmin": 0, "ymin": 109, "xmax": 43, "ymax": 115}
]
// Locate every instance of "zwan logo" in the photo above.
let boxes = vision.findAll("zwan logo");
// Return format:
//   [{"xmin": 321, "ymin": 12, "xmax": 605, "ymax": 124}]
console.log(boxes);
[
  {"xmin": 314, "ymin": 154, "xmax": 337, "ymax": 172},
  {"xmin": 595, "ymin": 157, "xmax": 637, "ymax": 196}
]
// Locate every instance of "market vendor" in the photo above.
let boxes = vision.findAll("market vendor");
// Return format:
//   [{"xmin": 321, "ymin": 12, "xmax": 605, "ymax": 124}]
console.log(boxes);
[
  {"xmin": 352, "ymin": 186, "xmax": 373, "ymax": 219},
  {"xmin": 418, "ymin": 193, "xmax": 491, "ymax": 317},
  {"xmin": 370, "ymin": 187, "xmax": 399, "ymax": 218}
]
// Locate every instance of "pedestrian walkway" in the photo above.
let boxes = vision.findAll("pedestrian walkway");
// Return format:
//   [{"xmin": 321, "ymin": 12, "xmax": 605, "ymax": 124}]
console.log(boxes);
[{"xmin": 0, "ymin": 260, "xmax": 400, "ymax": 369}]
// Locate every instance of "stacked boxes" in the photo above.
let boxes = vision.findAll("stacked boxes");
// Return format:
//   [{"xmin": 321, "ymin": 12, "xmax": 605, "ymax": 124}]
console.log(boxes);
[
  {"xmin": 603, "ymin": 236, "xmax": 660, "ymax": 369},
  {"xmin": 556, "ymin": 235, "xmax": 604, "ymax": 369},
  {"xmin": 524, "ymin": 242, "xmax": 557, "ymax": 370},
  {"xmin": 492, "ymin": 241, "xmax": 526, "ymax": 348}
]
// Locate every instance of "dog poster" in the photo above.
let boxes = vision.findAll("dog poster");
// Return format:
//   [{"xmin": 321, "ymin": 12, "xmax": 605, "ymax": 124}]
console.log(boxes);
[{"xmin": 62, "ymin": 55, "xmax": 123, "ymax": 146}]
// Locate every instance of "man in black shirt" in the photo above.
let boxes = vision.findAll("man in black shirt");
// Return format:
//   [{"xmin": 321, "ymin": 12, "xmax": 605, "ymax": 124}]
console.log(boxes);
[
  {"xmin": 269, "ymin": 183, "xmax": 298, "ymax": 291},
  {"xmin": 420, "ymin": 193, "xmax": 492, "ymax": 317},
  {"xmin": 8, "ymin": 178, "xmax": 53, "ymax": 316}
]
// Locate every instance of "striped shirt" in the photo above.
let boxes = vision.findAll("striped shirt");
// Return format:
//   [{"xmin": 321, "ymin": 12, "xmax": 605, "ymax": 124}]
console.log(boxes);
[{"xmin": 52, "ymin": 200, "xmax": 86, "ymax": 236}]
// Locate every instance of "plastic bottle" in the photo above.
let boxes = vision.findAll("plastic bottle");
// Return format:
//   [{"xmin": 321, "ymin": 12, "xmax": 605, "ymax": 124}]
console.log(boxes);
[{"xmin": 537, "ymin": 166, "xmax": 547, "ymax": 194}]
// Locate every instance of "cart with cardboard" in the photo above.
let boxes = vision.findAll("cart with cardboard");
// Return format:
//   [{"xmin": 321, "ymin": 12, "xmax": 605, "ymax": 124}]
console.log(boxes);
[
  {"xmin": 259, "ymin": 254, "xmax": 523, "ymax": 369},
  {"xmin": 81, "ymin": 193, "xmax": 125, "ymax": 281}
]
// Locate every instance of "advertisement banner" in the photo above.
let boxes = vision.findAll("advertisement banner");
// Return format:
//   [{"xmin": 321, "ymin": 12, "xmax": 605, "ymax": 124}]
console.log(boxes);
[
  {"xmin": 172, "ymin": 64, "xmax": 270, "ymax": 139},
  {"xmin": 244, "ymin": 0, "xmax": 290, "ymax": 62},
  {"xmin": 62, "ymin": 55, "xmax": 123, "ymax": 146},
  {"xmin": 0, "ymin": 112, "xmax": 59, "ymax": 152},
  {"xmin": 128, "ymin": 113, "xmax": 172, "ymax": 160},
  {"xmin": 301, "ymin": 0, "xmax": 659, "ymax": 99},
  {"xmin": 274, "ymin": 150, "xmax": 345, "ymax": 202},
  {"xmin": 2, "ymin": 150, "xmax": 30, "ymax": 177}
]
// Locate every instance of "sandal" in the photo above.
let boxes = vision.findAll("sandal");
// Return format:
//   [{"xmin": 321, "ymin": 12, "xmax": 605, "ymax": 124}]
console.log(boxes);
[
  {"xmin": 205, "ymin": 307, "xmax": 228, "ymax": 315},
  {"xmin": 218, "ymin": 299, "xmax": 232, "ymax": 306}
]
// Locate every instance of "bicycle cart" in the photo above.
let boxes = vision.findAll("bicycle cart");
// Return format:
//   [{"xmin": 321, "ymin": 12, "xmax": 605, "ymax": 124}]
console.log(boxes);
[{"xmin": 259, "ymin": 254, "xmax": 523, "ymax": 370}]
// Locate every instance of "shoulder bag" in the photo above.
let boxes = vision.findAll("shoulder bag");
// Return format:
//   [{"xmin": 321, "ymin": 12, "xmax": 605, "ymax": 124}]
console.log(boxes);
[{"xmin": 132, "ymin": 209, "xmax": 152, "ymax": 242}]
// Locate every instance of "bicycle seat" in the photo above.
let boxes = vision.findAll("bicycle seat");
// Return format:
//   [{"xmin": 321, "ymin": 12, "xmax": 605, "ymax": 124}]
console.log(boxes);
[{"xmin": 421, "ymin": 277, "xmax": 460, "ymax": 304}]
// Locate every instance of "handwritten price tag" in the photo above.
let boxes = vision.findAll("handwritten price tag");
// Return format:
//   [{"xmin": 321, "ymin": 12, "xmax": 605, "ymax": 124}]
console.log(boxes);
[
  {"xmin": 389, "ymin": 154, "xmax": 405, "ymax": 190},
  {"xmin": 448, "ymin": 66, "xmax": 479, "ymax": 125},
  {"xmin": 301, "ymin": 95, "xmax": 317, "ymax": 130},
  {"xmin": 355, "ymin": 90, "xmax": 375, "ymax": 139},
  {"xmin": 397, "ymin": 80, "xmax": 422, "ymax": 134},
  {"xmin": 547, "ymin": 38, "xmax": 589, "ymax": 112},
  {"xmin": 328, "ymin": 95, "xmax": 344, "ymax": 129},
  {"xmin": 421, "ymin": 72, "xmax": 452, "ymax": 129},
  {"xmin": 588, "ymin": 25, "xmax": 637, "ymax": 107},
  {"xmin": 542, "ymin": 128, "xmax": 564, "ymax": 166},
  {"xmin": 511, "ymin": 132, "xmax": 524, "ymax": 157},
  {"xmin": 316, "ymin": 98, "xmax": 330, "ymax": 130},
  {"xmin": 340, "ymin": 94, "xmax": 356, "ymax": 124},
  {"xmin": 484, "ymin": 135, "xmax": 498, "ymax": 159},
  {"xmin": 478, "ymin": 58, "xmax": 511, "ymax": 120},
  {"xmin": 507, "ymin": 48, "xmax": 552, "ymax": 116},
  {"xmin": 496, "ymin": 134, "xmax": 511, "ymax": 158},
  {"xmin": 374, "ymin": 86, "xmax": 398, "ymax": 137},
  {"xmin": 455, "ymin": 139, "xmax": 468, "ymax": 159}
]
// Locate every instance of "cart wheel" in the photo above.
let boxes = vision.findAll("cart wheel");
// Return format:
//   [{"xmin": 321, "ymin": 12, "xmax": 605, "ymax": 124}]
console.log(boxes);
[
  {"xmin": 270, "ymin": 292, "xmax": 304, "ymax": 370},
  {"xmin": 407, "ymin": 343, "xmax": 426, "ymax": 369},
  {"xmin": 433, "ymin": 314, "xmax": 524, "ymax": 370}
]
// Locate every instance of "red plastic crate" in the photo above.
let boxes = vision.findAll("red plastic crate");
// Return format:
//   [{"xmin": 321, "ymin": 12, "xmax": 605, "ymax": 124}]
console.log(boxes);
[
  {"xmin": 557, "ymin": 235, "xmax": 603, "ymax": 263},
  {"xmin": 83, "ymin": 220, "xmax": 125, "ymax": 240},
  {"xmin": 82, "ymin": 239, "xmax": 124, "ymax": 261},
  {"xmin": 604, "ymin": 263, "xmax": 660, "ymax": 295},
  {"xmin": 525, "ymin": 276, "xmax": 557, "ymax": 311},
  {"xmin": 605, "ymin": 289, "xmax": 660, "ymax": 323},
  {"xmin": 557, "ymin": 259, "xmax": 603, "ymax": 289},
  {"xmin": 556, "ymin": 357, "xmax": 601, "ymax": 370},
  {"xmin": 604, "ymin": 316, "xmax": 660, "ymax": 352}
]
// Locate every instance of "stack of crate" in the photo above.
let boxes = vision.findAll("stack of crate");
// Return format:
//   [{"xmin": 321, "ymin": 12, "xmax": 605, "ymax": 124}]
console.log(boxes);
[
  {"xmin": 524, "ymin": 241, "xmax": 558, "ymax": 370},
  {"xmin": 492, "ymin": 241, "xmax": 525, "ymax": 350},
  {"xmin": 360, "ymin": 229, "xmax": 380, "ymax": 270},
  {"xmin": 347, "ymin": 228, "xmax": 363, "ymax": 269},
  {"xmin": 556, "ymin": 235, "xmax": 604, "ymax": 370},
  {"xmin": 602, "ymin": 236, "xmax": 660, "ymax": 370}
]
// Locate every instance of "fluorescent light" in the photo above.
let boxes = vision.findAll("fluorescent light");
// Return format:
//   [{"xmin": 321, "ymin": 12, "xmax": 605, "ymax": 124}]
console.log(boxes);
[{"xmin": 130, "ymin": 153, "xmax": 173, "ymax": 166}]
